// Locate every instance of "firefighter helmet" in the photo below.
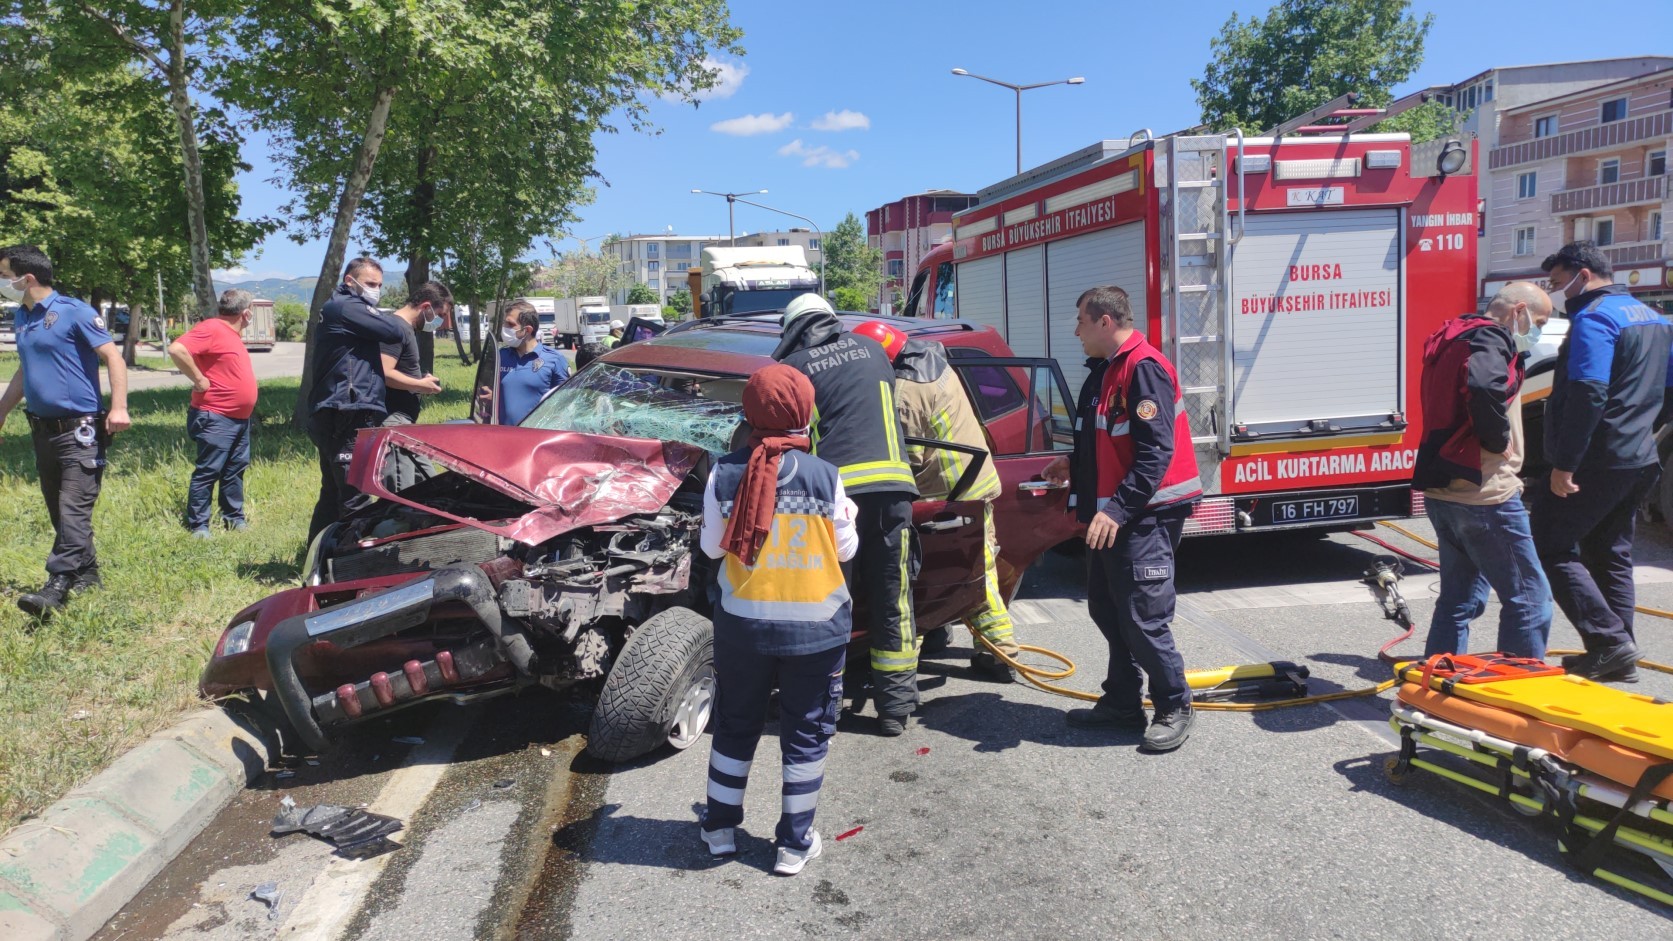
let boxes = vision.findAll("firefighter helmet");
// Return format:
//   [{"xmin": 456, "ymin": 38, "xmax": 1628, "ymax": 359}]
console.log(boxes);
[{"xmin": 853, "ymin": 320, "xmax": 908, "ymax": 361}]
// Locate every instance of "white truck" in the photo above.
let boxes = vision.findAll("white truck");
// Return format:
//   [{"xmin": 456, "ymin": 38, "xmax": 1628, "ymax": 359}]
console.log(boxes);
[
  {"xmin": 552, "ymin": 295, "xmax": 612, "ymax": 348},
  {"xmin": 688, "ymin": 246, "xmax": 820, "ymax": 318},
  {"xmin": 609, "ymin": 304, "xmax": 664, "ymax": 327}
]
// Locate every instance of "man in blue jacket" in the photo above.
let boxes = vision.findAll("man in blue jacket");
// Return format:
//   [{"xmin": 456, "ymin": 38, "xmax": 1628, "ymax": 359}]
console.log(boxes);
[
  {"xmin": 1531, "ymin": 242, "xmax": 1673, "ymax": 682},
  {"xmin": 306, "ymin": 257, "xmax": 404, "ymax": 541}
]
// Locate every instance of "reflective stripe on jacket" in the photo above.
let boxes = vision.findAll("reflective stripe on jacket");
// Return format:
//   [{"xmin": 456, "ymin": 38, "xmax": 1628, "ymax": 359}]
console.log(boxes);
[
  {"xmin": 893, "ymin": 339, "xmax": 1000, "ymax": 502},
  {"xmin": 1093, "ymin": 332, "xmax": 1202, "ymax": 517}
]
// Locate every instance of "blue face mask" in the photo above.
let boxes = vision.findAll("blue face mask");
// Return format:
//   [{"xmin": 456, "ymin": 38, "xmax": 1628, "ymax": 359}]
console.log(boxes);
[{"xmin": 1513, "ymin": 307, "xmax": 1542, "ymax": 355}]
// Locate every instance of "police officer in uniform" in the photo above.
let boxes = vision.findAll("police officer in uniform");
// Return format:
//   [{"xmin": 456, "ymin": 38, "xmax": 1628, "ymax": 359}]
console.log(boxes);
[
  {"xmin": 1043, "ymin": 285, "xmax": 1201, "ymax": 752},
  {"xmin": 774, "ymin": 295, "xmax": 919, "ymax": 736},
  {"xmin": 0, "ymin": 245, "xmax": 131, "ymax": 617},
  {"xmin": 1530, "ymin": 241, "xmax": 1673, "ymax": 682}
]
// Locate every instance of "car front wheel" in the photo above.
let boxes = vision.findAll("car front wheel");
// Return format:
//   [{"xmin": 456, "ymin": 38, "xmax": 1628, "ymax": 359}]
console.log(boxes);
[{"xmin": 587, "ymin": 606, "xmax": 715, "ymax": 762}]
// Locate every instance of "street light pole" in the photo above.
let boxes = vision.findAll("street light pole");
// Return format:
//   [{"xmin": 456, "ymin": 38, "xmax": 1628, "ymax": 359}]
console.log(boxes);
[
  {"xmin": 951, "ymin": 68, "xmax": 1085, "ymax": 174},
  {"xmin": 691, "ymin": 189, "xmax": 768, "ymax": 246},
  {"xmin": 727, "ymin": 195, "xmax": 826, "ymax": 298}
]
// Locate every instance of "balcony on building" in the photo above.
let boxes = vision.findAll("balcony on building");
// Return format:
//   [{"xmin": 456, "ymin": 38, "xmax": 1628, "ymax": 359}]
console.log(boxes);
[
  {"xmin": 1551, "ymin": 173, "xmax": 1665, "ymax": 215},
  {"xmin": 1491, "ymin": 110, "xmax": 1672, "ymax": 170},
  {"xmin": 1604, "ymin": 240, "xmax": 1666, "ymax": 266}
]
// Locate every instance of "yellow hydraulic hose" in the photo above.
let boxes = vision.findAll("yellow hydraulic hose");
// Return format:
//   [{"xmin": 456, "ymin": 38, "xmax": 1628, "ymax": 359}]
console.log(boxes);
[{"xmin": 1377, "ymin": 519, "xmax": 1673, "ymax": 623}]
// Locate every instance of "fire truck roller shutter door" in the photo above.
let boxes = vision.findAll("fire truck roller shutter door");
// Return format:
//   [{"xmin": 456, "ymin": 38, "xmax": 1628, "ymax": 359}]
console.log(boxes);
[
  {"xmin": 956, "ymin": 255, "xmax": 1004, "ymax": 338},
  {"xmin": 1231, "ymin": 209, "xmax": 1402, "ymax": 435},
  {"xmin": 1047, "ymin": 222, "xmax": 1149, "ymax": 396},
  {"xmin": 1005, "ymin": 247, "xmax": 1047, "ymax": 360}
]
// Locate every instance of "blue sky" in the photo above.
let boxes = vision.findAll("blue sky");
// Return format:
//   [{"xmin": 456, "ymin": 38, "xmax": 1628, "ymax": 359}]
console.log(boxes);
[{"xmin": 217, "ymin": 0, "xmax": 1669, "ymax": 281}]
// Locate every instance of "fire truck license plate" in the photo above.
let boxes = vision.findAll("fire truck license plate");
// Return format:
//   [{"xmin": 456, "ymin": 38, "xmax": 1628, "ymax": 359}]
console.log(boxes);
[{"xmin": 1269, "ymin": 495, "xmax": 1360, "ymax": 524}]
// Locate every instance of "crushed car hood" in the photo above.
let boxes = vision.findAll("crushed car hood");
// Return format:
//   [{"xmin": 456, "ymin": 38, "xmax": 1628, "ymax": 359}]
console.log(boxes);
[{"xmin": 348, "ymin": 424, "xmax": 703, "ymax": 545}]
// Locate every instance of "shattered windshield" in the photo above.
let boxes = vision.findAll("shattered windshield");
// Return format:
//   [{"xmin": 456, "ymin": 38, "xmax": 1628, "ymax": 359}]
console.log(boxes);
[{"xmin": 519, "ymin": 363, "xmax": 746, "ymax": 454}]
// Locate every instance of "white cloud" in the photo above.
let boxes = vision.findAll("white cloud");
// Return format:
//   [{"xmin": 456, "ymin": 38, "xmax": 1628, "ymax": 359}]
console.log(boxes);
[
  {"xmin": 213, "ymin": 267, "xmax": 250, "ymax": 280},
  {"xmin": 711, "ymin": 112, "xmax": 795, "ymax": 136},
  {"xmin": 811, "ymin": 109, "xmax": 870, "ymax": 132},
  {"xmin": 665, "ymin": 57, "xmax": 749, "ymax": 102},
  {"xmin": 777, "ymin": 139, "xmax": 861, "ymax": 169}
]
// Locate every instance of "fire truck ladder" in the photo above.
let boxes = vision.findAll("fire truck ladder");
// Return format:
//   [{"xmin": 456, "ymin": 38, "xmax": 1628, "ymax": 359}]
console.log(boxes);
[{"xmin": 1158, "ymin": 130, "xmax": 1244, "ymax": 457}]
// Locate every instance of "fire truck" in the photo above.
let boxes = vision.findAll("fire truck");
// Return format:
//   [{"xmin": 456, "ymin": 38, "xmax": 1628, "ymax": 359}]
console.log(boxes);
[{"xmin": 903, "ymin": 102, "xmax": 1480, "ymax": 535}]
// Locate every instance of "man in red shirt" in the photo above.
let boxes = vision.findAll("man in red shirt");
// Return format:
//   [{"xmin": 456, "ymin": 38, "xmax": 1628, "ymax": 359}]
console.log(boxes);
[{"xmin": 167, "ymin": 289, "xmax": 259, "ymax": 537}]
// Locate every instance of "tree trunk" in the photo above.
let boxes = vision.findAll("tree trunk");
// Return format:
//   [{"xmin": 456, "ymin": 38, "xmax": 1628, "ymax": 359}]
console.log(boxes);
[
  {"xmin": 122, "ymin": 302, "xmax": 143, "ymax": 366},
  {"xmin": 293, "ymin": 83, "xmax": 398, "ymax": 427},
  {"xmin": 408, "ymin": 140, "xmax": 437, "ymax": 373},
  {"xmin": 165, "ymin": 0, "xmax": 216, "ymax": 320}
]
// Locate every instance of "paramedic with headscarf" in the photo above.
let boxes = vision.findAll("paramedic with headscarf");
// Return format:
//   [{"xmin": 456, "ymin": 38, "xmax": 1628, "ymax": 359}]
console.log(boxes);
[{"xmin": 697, "ymin": 363, "xmax": 858, "ymax": 877}]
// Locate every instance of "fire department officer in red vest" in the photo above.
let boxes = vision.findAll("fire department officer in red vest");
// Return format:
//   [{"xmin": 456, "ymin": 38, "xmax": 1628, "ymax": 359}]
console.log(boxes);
[{"xmin": 1042, "ymin": 285, "xmax": 1202, "ymax": 752}]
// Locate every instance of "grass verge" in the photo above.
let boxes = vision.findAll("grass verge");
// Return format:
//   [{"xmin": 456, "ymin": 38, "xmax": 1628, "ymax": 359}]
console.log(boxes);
[{"xmin": 0, "ymin": 355, "xmax": 482, "ymax": 832}]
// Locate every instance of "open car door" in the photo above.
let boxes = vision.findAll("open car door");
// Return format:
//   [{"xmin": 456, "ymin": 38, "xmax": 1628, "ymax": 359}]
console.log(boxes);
[
  {"xmin": 946, "ymin": 354, "xmax": 1082, "ymax": 600},
  {"xmin": 905, "ymin": 437, "xmax": 996, "ymax": 632}
]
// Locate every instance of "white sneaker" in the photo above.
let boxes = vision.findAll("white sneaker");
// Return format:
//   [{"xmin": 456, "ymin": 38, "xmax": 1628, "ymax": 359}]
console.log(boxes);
[
  {"xmin": 772, "ymin": 831, "xmax": 822, "ymax": 876},
  {"xmin": 699, "ymin": 825, "xmax": 736, "ymax": 857}
]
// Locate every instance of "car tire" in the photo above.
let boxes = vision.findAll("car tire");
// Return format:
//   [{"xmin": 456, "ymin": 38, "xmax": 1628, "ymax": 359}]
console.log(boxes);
[{"xmin": 587, "ymin": 606, "xmax": 715, "ymax": 762}]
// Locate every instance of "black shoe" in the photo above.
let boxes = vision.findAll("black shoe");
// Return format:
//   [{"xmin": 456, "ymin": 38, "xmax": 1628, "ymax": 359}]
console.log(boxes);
[
  {"xmin": 878, "ymin": 716, "xmax": 907, "ymax": 737},
  {"xmin": 970, "ymin": 650, "xmax": 1016, "ymax": 684},
  {"xmin": 1066, "ymin": 704, "xmax": 1147, "ymax": 732},
  {"xmin": 18, "ymin": 574, "xmax": 75, "ymax": 618},
  {"xmin": 70, "ymin": 567, "xmax": 102, "ymax": 592},
  {"xmin": 1141, "ymin": 707, "xmax": 1195, "ymax": 752},
  {"xmin": 1567, "ymin": 642, "xmax": 1640, "ymax": 684}
]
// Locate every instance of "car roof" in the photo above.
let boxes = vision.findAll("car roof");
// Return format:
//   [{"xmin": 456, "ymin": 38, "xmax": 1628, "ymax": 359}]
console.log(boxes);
[{"xmin": 594, "ymin": 312, "xmax": 1008, "ymax": 377}]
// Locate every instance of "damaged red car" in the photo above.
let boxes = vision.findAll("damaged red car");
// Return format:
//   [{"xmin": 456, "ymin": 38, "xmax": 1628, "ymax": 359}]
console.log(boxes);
[{"xmin": 200, "ymin": 314, "xmax": 1082, "ymax": 761}]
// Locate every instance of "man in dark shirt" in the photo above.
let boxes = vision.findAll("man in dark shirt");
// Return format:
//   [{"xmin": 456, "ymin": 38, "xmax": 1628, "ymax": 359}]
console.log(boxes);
[
  {"xmin": 1530, "ymin": 241, "xmax": 1673, "ymax": 682},
  {"xmin": 306, "ymin": 257, "xmax": 404, "ymax": 541},
  {"xmin": 1042, "ymin": 285, "xmax": 1202, "ymax": 752},
  {"xmin": 378, "ymin": 282, "xmax": 450, "ymax": 490}
]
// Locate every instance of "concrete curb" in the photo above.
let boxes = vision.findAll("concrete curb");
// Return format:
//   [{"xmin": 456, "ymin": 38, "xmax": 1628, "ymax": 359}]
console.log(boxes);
[{"xmin": 0, "ymin": 707, "xmax": 272, "ymax": 941}]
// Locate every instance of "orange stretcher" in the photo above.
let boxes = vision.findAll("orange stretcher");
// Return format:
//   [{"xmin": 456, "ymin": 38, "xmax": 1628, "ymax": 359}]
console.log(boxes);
[{"xmin": 1386, "ymin": 654, "xmax": 1673, "ymax": 905}]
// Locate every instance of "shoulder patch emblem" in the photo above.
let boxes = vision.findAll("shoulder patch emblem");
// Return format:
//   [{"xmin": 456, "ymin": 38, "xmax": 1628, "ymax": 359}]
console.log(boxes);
[
  {"xmin": 1135, "ymin": 399, "xmax": 1159, "ymax": 421},
  {"xmin": 42, "ymin": 313, "xmax": 57, "ymax": 329},
  {"xmin": 93, "ymin": 315, "xmax": 106, "ymax": 331}
]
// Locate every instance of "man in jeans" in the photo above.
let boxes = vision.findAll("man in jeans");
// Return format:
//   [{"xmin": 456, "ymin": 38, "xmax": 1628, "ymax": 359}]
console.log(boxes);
[
  {"xmin": 168, "ymin": 289, "xmax": 259, "ymax": 537},
  {"xmin": 1412, "ymin": 282, "xmax": 1552, "ymax": 659}
]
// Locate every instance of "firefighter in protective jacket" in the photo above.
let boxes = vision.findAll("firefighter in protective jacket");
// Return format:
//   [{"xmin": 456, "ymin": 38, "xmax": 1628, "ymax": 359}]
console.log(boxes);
[
  {"xmin": 1043, "ymin": 285, "xmax": 1201, "ymax": 753},
  {"xmin": 853, "ymin": 321, "xmax": 1019, "ymax": 683},
  {"xmin": 774, "ymin": 295, "xmax": 920, "ymax": 735}
]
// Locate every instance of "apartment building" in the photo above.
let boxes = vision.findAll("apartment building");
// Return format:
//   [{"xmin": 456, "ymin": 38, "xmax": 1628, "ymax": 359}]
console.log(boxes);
[
  {"xmin": 865, "ymin": 190, "xmax": 978, "ymax": 311},
  {"xmin": 1389, "ymin": 56, "xmax": 1672, "ymax": 285},
  {"xmin": 1484, "ymin": 67, "xmax": 1672, "ymax": 311},
  {"xmin": 601, "ymin": 234, "xmax": 722, "ymax": 304},
  {"xmin": 731, "ymin": 228, "xmax": 824, "ymax": 267}
]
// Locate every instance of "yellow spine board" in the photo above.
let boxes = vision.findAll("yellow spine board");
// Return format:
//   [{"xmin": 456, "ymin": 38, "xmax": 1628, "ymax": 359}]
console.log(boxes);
[{"xmin": 1397, "ymin": 666, "xmax": 1673, "ymax": 761}]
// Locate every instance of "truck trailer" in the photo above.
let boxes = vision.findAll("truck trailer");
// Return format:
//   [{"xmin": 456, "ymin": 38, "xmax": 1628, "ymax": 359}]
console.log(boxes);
[{"xmin": 688, "ymin": 246, "xmax": 820, "ymax": 318}]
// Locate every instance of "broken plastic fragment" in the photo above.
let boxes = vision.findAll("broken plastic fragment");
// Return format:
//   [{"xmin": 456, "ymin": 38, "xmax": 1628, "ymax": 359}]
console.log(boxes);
[
  {"xmin": 492, "ymin": 778, "xmax": 516, "ymax": 790},
  {"xmin": 463, "ymin": 799, "xmax": 482, "ymax": 812},
  {"xmin": 392, "ymin": 735, "xmax": 425, "ymax": 745},
  {"xmin": 305, "ymin": 758, "xmax": 321, "ymax": 766},
  {"xmin": 835, "ymin": 826, "xmax": 864, "ymax": 842},
  {"xmin": 272, "ymin": 800, "xmax": 403, "ymax": 859},
  {"xmin": 275, "ymin": 770, "xmax": 296, "ymax": 779},
  {"xmin": 249, "ymin": 882, "xmax": 282, "ymax": 920},
  {"xmin": 540, "ymin": 748, "xmax": 552, "ymax": 757},
  {"xmin": 915, "ymin": 747, "xmax": 930, "ymax": 756}
]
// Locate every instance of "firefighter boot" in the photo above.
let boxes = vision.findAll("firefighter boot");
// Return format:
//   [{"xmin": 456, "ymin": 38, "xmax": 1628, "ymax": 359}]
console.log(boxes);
[
  {"xmin": 18, "ymin": 573, "xmax": 75, "ymax": 619},
  {"xmin": 970, "ymin": 650, "xmax": 1016, "ymax": 684}
]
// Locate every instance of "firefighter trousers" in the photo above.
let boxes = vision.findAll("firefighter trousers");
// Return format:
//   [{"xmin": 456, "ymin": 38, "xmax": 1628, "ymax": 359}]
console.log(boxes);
[
  {"xmin": 1085, "ymin": 509, "xmax": 1192, "ymax": 714},
  {"xmin": 846, "ymin": 490, "xmax": 917, "ymax": 719},
  {"xmin": 703, "ymin": 640, "xmax": 846, "ymax": 851},
  {"xmin": 963, "ymin": 503, "xmax": 1018, "ymax": 656}
]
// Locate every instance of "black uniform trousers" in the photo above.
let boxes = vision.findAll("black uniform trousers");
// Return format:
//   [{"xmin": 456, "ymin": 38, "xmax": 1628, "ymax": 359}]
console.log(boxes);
[
  {"xmin": 1529, "ymin": 463, "xmax": 1660, "ymax": 651},
  {"xmin": 306, "ymin": 407, "xmax": 383, "ymax": 542},
  {"xmin": 30, "ymin": 419, "xmax": 107, "ymax": 577},
  {"xmin": 1086, "ymin": 508, "xmax": 1192, "ymax": 714},
  {"xmin": 844, "ymin": 490, "xmax": 917, "ymax": 719}
]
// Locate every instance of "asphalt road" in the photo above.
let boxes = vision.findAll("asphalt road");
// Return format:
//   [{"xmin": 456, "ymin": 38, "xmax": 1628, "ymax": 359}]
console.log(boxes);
[{"xmin": 95, "ymin": 519, "xmax": 1673, "ymax": 941}]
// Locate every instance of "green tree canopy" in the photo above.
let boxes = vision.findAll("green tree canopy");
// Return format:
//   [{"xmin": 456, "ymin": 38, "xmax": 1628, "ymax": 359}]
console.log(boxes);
[
  {"xmin": 667, "ymin": 288, "xmax": 692, "ymax": 315},
  {"xmin": 1193, "ymin": 0, "xmax": 1433, "ymax": 134},
  {"xmin": 820, "ymin": 213, "xmax": 884, "ymax": 307},
  {"xmin": 626, "ymin": 282, "xmax": 659, "ymax": 305}
]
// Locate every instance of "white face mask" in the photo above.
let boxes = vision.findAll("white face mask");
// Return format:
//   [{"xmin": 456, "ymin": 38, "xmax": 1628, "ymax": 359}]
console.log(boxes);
[
  {"xmin": 1510, "ymin": 306, "xmax": 1543, "ymax": 355},
  {"xmin": 347, "ymin": 275, "xmax": 382, "ymax": 305},
  {"xmin": 0, "ymin": 275, "xmax": 25, "ymax": 302},
  {"xmin": 501, "ymin": 326, "xmax": 524, "ymax": 346}
]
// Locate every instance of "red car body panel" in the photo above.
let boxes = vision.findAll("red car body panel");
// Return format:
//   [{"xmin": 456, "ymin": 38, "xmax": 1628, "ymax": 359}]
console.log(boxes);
[{"xmin": 347, "ymin": 425, "xmax": 703, "ymax": 546}]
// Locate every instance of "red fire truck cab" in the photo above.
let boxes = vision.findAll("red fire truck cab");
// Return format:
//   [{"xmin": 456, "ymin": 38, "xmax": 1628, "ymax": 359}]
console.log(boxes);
[{"xmin": 905, "ymin": 129, "xmax": 1480, "ymax": 535}]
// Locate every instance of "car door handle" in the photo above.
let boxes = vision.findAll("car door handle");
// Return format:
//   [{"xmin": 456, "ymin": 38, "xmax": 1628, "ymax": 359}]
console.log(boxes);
[
  {"xmin": 916, "ymin": 515, "xmax": 971, "ymax": 533},
  {"xmin": 1018, "ymin": 480, "xmax": 1068, "ymax": 493}
]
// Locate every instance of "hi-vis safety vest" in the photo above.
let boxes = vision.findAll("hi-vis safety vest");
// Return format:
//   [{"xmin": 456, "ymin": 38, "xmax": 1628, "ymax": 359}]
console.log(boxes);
[
  {"xmin": 711, "ymin": 451, "xmax": 853, "ymax": 656},
  {"xmin": 1094, "ymin": 332, "xmax": 1203, "ymax": 513}
]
